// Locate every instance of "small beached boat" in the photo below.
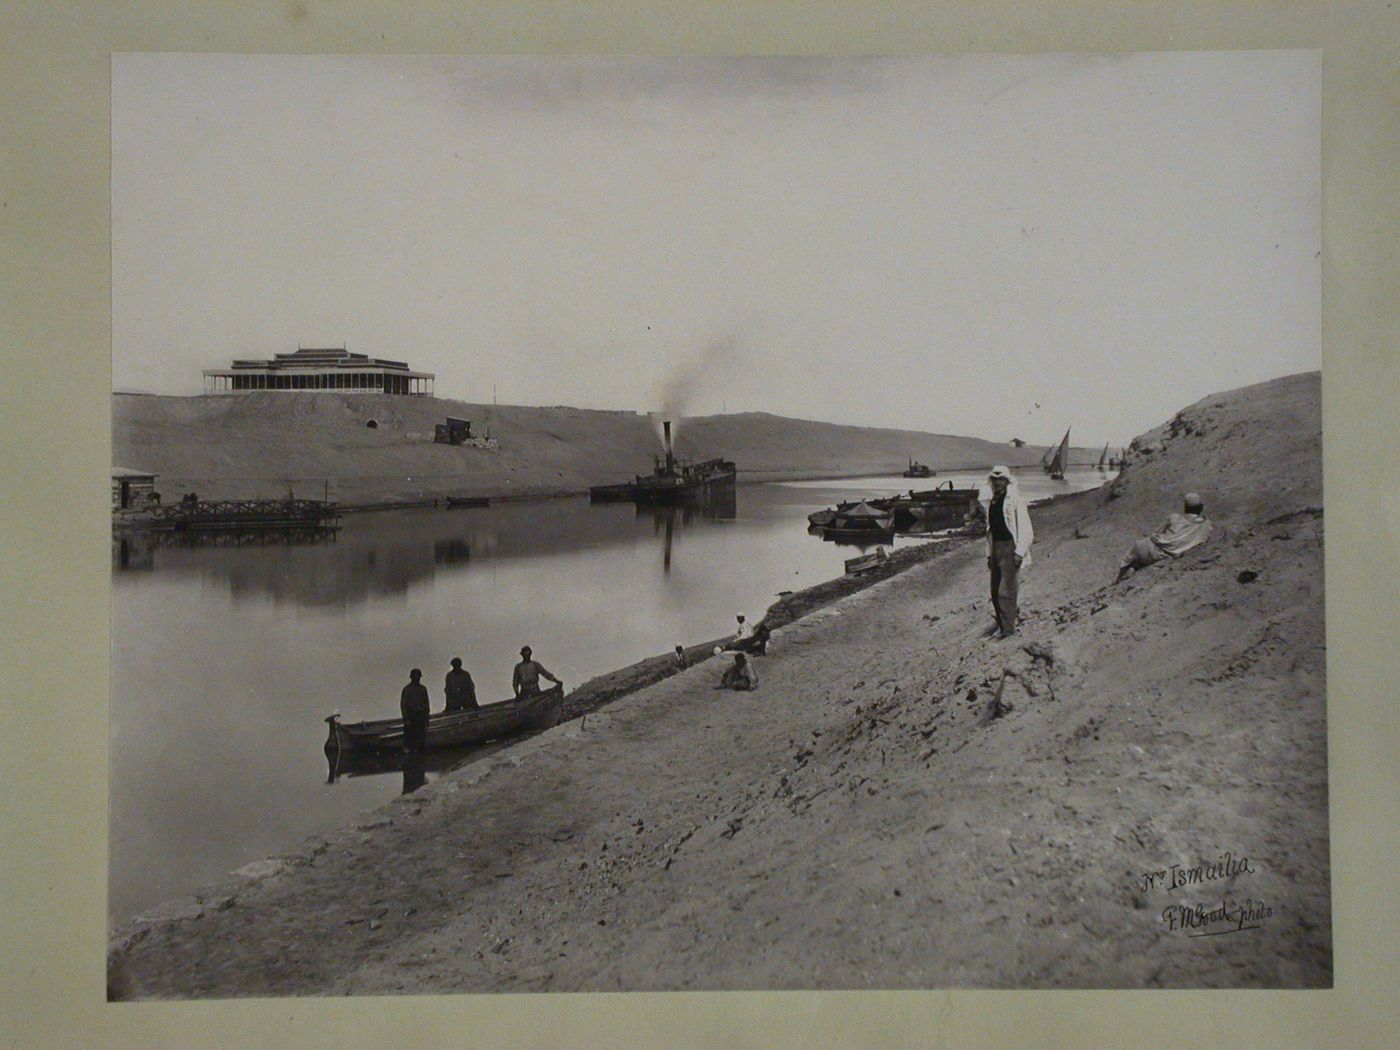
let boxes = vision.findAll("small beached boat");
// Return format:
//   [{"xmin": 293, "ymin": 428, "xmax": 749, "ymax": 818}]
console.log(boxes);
[
  {"xmin": 445, "ymin": 496, "xmax": 491, "ymax": 508},
  {"xmin": 324, "ymin": 684, "xmax": 564, "ymax": 754},
  {"xmin": 844, "ymin": 547, "xmax": 889, "ymax": 575}
]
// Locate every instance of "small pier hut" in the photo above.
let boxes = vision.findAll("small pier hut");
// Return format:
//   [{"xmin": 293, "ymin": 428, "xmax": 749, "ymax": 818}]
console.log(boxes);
[
  {"xmin": 434, "ymin": 417, "xmax": 474, "ymax": 445},
  {"xmin": 112, "ymin": 467, "xmax": 158, "ymax": 512}
]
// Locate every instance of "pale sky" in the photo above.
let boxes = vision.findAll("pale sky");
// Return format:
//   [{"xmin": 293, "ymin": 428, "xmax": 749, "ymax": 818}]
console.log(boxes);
[{"xmin": 112, "ymin": 52, "xmax": 1319, "ymax": 448}]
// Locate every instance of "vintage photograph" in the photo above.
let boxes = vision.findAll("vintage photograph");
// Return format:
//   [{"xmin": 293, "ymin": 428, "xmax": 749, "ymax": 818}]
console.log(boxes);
[{"xmin": 105, "ymin": 52, "xmax": 1327, "ymax": 997}]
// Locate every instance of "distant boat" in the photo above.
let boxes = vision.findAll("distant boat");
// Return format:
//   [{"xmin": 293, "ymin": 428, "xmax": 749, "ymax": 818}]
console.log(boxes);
[
  {"xmin": 902, "ymin": 459, "xmax": 935, "ymax": 478},
  {"xmin": 1046, "ymin": 428, "xmax": 1071, "ymax": 480},
  {"xmin": 445, "ymin": 496, "xmax": 491, "ymax": 509},
  {"xmin": 1096, "ymin": 443, "xmax": 1109, "ymax": 471},
  {"xmin": 324, "ymin": 684, "xmax": 564, "ymax": 754}
]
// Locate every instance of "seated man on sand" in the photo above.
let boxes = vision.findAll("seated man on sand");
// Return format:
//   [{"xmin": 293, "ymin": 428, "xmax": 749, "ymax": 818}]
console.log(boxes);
[
  {"xmin": 717, "ymin": 652, "xmax": 759, "ymax": 691},
  {"xmin": 1116, "ymin": 492, "xmax": 1214, "ymax": 582}
]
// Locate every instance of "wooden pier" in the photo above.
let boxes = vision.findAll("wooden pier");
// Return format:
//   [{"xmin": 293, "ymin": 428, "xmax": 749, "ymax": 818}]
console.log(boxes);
[{"xmin": 134, "ymin": 498, "xmax": 340, "ymax": 531}]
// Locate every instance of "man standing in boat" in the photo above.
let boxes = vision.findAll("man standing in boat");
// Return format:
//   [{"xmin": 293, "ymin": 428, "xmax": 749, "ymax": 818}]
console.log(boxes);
[
  {"xmin": 444, "ymin": 657, "xmax": 478, "ymax": 712},
  {"xmin": 400, "ymin": 668, "xmax": 431, "ymax": 753},
  {"xmin": 983, "ymin": 465, "xmax": 1034, "ymax": 639},
  {"xmin": 512, "ymin": 646, "xmax": 562, "ymax": 698}
]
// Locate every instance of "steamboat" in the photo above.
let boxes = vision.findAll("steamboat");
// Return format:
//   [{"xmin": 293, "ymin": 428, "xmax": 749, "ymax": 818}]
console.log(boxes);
[{"xmin": 589, "ymin": 420, "xmax": 737, "ymax": 505}]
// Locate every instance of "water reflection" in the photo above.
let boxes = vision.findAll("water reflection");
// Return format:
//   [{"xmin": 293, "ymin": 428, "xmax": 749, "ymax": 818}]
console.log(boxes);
[
  {"xmin": 638, "ymin": 485, "xmax": 737, "ymax": 574},
  {"xmin": 113, "ymin": 527, "xmax": 339, "ymax": 570},
  {"xmin": 114, "ymin": 494, "xmax": 743, "ymax": 606},
  {"xmin": 820, "ymin": 530, "xmax": 897, "ymax": 550},
  {"xmin": 401, "ymin": 752, "xmax": 427, "ymax": 795},
  {"xmin": 325, "ymin": 742, "xmax": 466, "ymax": 786}
]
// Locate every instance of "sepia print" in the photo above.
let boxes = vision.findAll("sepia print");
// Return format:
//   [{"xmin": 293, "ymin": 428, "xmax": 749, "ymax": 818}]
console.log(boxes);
[{"xmin": 105, "ymin": 52, "xmax": 1327, "ymax": 998}]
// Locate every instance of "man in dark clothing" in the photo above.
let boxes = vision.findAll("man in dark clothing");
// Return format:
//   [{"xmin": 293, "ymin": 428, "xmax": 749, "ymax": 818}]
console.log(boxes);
[
  {"xmin": 444, "ymin": 657, "xmax": 478, "ymax": 711},
  {"xmin": 400, "ymin": 668, "xmax": 430, "ymax": 753},
  {"xmin": 512, "ymin": 646, "xmax": 562, "ymax": 697},
  {"xmin": 981, "ymin": 465, "xmax": 1034, "ymax": 639},
  {"xmin": 673, "ymin": 645, "xmax": 688, "ymax": 671}
]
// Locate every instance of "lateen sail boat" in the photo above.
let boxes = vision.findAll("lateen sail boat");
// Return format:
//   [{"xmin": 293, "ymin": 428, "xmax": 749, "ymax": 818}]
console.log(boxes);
[
  {"xmin": 1047, "ymin": 428, "xmax": 1070, "ymax": 480},
  {"xmin": 1097, "ymin": 442, "xmax": 1109, "ymax": 470}
]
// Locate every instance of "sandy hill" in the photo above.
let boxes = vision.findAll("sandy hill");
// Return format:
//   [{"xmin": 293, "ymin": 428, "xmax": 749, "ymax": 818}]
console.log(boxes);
[
  {"xmin": 108, "ymin": 371, "xmax": 1326, "ymax": 994},
  {"xmin": 113, "ymin": 392, "xmax": 1099, "ymax": 505}
]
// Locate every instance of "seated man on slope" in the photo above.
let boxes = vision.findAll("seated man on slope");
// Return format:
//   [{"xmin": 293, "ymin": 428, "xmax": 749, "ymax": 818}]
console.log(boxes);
[
  {"xmin": 717, "ymin": 651, "xmax": 759, "ymax": 691},
  {"xmin": 1115, "ymin": 492, "xmax": 1214, "ymax": 582}
]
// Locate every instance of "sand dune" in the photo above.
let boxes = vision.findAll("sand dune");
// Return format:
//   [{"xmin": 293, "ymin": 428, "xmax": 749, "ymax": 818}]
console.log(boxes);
[
  {"xmin": 108, "ymin": 371, "xmax": 1326, "ymax": 994},
  {"xmin": 114, "ymin": 392, "xmax": 1101, "ymax": 505}
]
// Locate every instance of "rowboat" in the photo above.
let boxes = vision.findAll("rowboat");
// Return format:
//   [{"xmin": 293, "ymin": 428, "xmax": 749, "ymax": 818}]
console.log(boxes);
[
  {"xmin": 324, "ymin": 684, "xmax": 564, "ymax": 754},
  {"xmin": 844, "ymin": 547, "xmax": 889, "ymax": 575}
]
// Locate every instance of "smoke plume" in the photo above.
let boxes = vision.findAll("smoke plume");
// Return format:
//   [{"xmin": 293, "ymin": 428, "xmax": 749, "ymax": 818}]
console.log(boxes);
[{"xmin": 651, "ymin": 333, "xmax": 744, "ymax": 448}]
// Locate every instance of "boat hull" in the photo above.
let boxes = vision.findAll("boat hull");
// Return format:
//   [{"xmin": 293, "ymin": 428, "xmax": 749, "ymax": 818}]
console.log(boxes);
[
  {"xmin": 844, "ymin": 549, "xmax": 889, "ymax": 575},
  {"xmin": 589, "ymin": 459, "xmax": 737, "ymax": 504},
  {"xmin": 325, "ymin": 685, "xmax": 564, "ymax": 754}
]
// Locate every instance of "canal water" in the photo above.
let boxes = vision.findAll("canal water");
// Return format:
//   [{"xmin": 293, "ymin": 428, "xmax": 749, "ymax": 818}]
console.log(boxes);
[{"xmin": 110, "ymin": 467, "xmax": 1113, "ymax": 922}]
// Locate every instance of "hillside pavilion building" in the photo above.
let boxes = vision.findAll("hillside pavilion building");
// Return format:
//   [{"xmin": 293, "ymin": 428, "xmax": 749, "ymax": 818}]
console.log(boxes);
[{"xmin": 202, "ymin": 347, "xmax": 434, "ymax": 395}]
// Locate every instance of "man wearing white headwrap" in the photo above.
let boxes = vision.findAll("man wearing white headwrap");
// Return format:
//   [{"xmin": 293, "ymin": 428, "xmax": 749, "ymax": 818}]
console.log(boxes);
[
  {"xmin": 983, "ymin": 465, "xmax": 1034, "ymax": 638},
  {"xmin": 1115, "ymin": 493, "xmax": 1214, "ymax": 582}
]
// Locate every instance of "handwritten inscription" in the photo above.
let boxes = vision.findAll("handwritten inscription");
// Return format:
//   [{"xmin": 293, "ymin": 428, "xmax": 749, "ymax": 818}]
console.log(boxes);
[
  {"xmin": 1137, "ymin": 851, "xmax": 1268, "ymax": 938},
  {"xmin": 1161, "ymin": 898, "xmax": 1273, "ymax": 937},
  {"xmin": 1138, "ymin": 851, "xmax": 1254, "ymax": 894}
]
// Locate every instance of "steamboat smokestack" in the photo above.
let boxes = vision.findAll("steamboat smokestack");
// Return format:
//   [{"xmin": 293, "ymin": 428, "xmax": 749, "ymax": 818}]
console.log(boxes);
[{"xmin": 663, "ymin": 420, "xmax": 675, "ymax": 473}]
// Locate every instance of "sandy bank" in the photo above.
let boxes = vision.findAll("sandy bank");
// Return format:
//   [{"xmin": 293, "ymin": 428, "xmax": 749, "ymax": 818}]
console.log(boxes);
[
  {"xmin": 114, "ymin": 392, "xmax": 1101, "ymax": 505},
  {"xmin": 108, "ymin": 372, "xmax": 1327, "ymax": 995}
]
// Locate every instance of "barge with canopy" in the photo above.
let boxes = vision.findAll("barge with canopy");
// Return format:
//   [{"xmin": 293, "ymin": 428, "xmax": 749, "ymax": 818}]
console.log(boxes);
[{"xmin": 808, "ymin": 480, "xmax": 984, "ymax": 540}]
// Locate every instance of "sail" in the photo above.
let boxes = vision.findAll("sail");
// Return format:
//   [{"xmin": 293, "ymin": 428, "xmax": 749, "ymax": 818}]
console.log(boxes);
[
  {"xmin": 1039, "ymin": 443, "xmax": 1054, "ymax": 469},
  {"xmin": 1097, "ymin": 443, "xmax": 1109, "ymax": 468},
  {"xmin": 1048, "ymin": 428, "xmax": 1070, "ymax": 477}
]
